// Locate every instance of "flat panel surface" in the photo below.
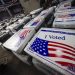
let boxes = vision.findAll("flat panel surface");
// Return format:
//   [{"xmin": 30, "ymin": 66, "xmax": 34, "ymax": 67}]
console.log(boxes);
[
  {"xmin": 3, "ymin": 28, "xmax": 35, "ymax": 53},
  {"xmin": 24, "ymin": 28, "xmax": 75, "ymax": 75}
]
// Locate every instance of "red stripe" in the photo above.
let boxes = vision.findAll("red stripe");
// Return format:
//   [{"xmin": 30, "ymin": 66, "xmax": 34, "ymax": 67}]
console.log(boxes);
[
  {"xmin": 48, "ymin": 44, "xmax": 75, "ymax": 53},
  {"xmin": 49, "ymin": 54, "xmax": 75, "ymax": 61},
  {"xmin": 56, "ymin": 61, "xmax": 75, "ymax": 66},
  {"xmin": 49, "ymin": 54, "xmax": 57, "ymax": 57},
  {"xmin": 49, "ymin": 41, "xmax": 75, "ymax": 50},
  {"xmin": 63, "ymin": 51, "xmax": 75, "ymax": 57},
  {"xmin": 48, "ymin": 48, "xmax": 75, "ymax": 57},
  {"xmin": 48, "ymin": 48, "xmax": 56, "ymax": 51},
  {"xmin": 62, "ymin": 56, "xmax": 75, "ymax": 61}
]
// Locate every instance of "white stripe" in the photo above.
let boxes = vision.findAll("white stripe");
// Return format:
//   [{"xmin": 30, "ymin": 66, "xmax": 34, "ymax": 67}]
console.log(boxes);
[
  {"xmin": 49, "ymin": 57, "xmax": 75, "ymax": 65},
  {"xmin": 48, "ymin": 45, "xmax": 75, "ymax": 55},
  {"xmin": 48, "ymin": 42, "xmax": 74, "ymax": 51},
  {"xmin": 48, "ymin": 51, "xmax": 75, "ymax": 59}
]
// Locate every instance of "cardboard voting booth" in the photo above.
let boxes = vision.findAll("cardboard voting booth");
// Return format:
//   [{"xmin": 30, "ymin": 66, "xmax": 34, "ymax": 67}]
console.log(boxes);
[
  {"xmin": 56, "ymin": 0, "xmax": 72, "ymax": 11},
  {"xmin": 53, "ymin": 14, "xmax": 75, "ymax": 28},
  {"xmin": 56, "ymin": 7, "xmax": 75, "ymax": 14},
  {"xmin": 3, "ymin": 28, "xmax": 35, "ymax": 53},
  {"xmin": 54, "ymin": 11, "xmax": 75, "ymax": 17},
  {"xmin": 24, "ymin": 28, "xmax": 75, "ymax": 75},
  {"xmin": 23, "ymin": 16, "xmax": 44, "ymax": 30},
  {"xmin": 23, "ymin": 7, "xmax": 55, "ymax": 30},
  {"xmin": 55, "ymin": 7, "xmax": 75, "ymax": 17}
]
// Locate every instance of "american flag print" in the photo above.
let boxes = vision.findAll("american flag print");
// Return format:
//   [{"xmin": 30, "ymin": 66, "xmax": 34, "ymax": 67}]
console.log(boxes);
[
  {"xmin": 31, "ymin": 20, "xmax": 40, "ymax": 26},
  {"xmin": 30, "ymin": 38, "xmax": 75, "ymax": 73},
  {"xmin": 19, "ymin": 29, "xmax": 30, "ymax": 39},
  {"xmin": 15, "ymin": 29, "xmax": 30, "ymax": 47}
]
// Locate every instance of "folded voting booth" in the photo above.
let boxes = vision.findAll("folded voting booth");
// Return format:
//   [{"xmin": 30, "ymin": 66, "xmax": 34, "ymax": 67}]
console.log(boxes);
[
  {"xmin": 56, "ymin": 0, "xmax": 72, "ymax": 11},
  {"xmin": 53, "ymin": 13, "xmax": 75, "ymax": 28},
  {"xmin": 55, "ymin": 7, "xmax": 75, "ymax": 17},
  {"xmin": 23, "ymin": 7, "xmax": 55, "ymax": 30},
  {"xmin": 3, "ymin": 28, "xmax": 35, "ymax": 53},
  {"xmin": 24, "ymin": 28, "xmax": 75, "ymax": 75},
  {"xmin": 54, "ymin": 11, "xmax": 75, "ymax": 17},
  {"xmin": 55, "ymin": 7, "xmax": 75, "ymax": 14},
  {"xmin": 29, "ymin": 8, "xmax": 43, "ymax": 18}
]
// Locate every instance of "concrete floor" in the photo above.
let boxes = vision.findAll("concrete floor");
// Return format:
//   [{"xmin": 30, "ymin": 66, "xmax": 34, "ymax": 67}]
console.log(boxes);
[{"xmin": 0, "ymin": 47, "xmax": 45, "ymax": 75}]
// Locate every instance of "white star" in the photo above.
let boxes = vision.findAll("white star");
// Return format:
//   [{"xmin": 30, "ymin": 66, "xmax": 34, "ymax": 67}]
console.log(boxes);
[
  {"xmin": 43, "ymin": 45, "xmax": 45, "ymax": 47},
  {"xmin": 40, "ymin": 50, "xmax": 42, "ymax": 52},
  {"xmin": 40, "ymin": 46, "xmax": 42, "ymax": 48},
  {"xmin": 43, "ymin": 49, "xmax": 45, "ymax": 50},
  {"xmin": 37, "ymin": 47, "xmax": 39, "ymax": 49},
  {"xmin": 43, "ymin": 52, "xmax": 46, "ymax": 55},
  {"xmin": 43, "ymin": 43, "xmax": 46, "ymax": 44}
]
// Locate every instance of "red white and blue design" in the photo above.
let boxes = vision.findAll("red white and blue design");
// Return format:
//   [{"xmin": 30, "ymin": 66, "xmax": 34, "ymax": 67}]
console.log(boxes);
[
  {"xmin": 23, "ymin": 7, "xmax": 54, "ymax": 30},
  {"xmin": 19, "ymin": 29, "xmax": 30, "ymax": 39},
  {"xmin": 15, "ymin": 29, "xmax": 31, "ymax": 47},
  {"xmin": 3, "ymin": 28, "xmax": 35, "ymax": 52},
  {"xmin": 25, "ymin": 28, "xmax": 75, "ymax": 75},
  {"xmin": 31, "ymin": 20, "xmax": 40, "ymax": 26}
]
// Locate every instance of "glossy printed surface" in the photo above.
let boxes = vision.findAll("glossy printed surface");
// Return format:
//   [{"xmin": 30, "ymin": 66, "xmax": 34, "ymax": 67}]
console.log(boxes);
[
  {"xmin": 24, "ymin": 28, "xmax": 75, "ymax": 75},
  {"xmin": 3, "ymin": 28, "xmax": 35, "ymax": 53}
]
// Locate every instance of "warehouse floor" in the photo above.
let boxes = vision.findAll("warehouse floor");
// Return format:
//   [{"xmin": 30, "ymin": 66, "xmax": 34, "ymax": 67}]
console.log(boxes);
[{"xmin": 0, "ymin": 48, "xmax": 45, "ymax": 75}]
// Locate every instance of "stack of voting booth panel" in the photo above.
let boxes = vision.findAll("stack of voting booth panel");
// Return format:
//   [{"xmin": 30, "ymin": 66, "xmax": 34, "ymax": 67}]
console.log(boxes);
[
  {"xmin": 23, "ymin": 7, "xmax": 55, "ymax": 30},
  {"xmin": 5, "ymin": 8, "xmax": 43, "ymax": 32},
  {"xmin": 3, "ymin": 28, "xmax": 35, "ymax": 53},
  {"xmin": 1, "ymin": 8, "xmax": 44, "ymax": 65},
  {"xmin": 1, "ymin": 8, "xmax": 43, "ymax": 42},
  {"xmin": 53, "ymin": 3, "xmax": 75, "ymax": 28},
  {"xmin": 24, "ymin": 28, "xmax": 75, "ymax": 75}
]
